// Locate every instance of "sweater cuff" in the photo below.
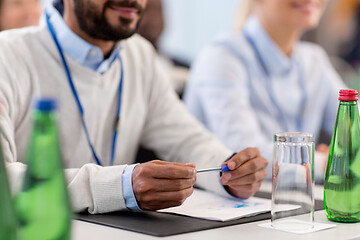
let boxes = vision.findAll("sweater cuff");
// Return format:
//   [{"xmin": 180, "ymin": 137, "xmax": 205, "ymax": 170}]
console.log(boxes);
[{"xmin": 89, "ymin": 165, "xmax": 127, "ymax": 214}]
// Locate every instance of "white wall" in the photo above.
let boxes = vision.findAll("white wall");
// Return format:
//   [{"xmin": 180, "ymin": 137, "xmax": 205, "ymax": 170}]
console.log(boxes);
[{"xmin": 159, "ymin": 0, "xmax": 242, "ymax": 65}]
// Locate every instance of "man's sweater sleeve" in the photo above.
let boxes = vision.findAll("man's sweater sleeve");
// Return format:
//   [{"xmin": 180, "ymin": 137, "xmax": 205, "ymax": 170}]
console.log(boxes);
[
  {"xmin": 1, "ymin": 128, "xmax": 128, "ymax": 214},
  {"xmin": 0, "ymin": 67, "xmax": 128, "ymax": 215}
]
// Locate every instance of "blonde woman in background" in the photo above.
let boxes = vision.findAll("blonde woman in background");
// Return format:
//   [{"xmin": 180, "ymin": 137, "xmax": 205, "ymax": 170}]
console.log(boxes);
[
  {"xmin": 0, "ymin": 0, "xmax": 40, "ymax": 30},
  {"xmin": 183, "ymin": 0, "xmax": 346, "ymax": 181}
]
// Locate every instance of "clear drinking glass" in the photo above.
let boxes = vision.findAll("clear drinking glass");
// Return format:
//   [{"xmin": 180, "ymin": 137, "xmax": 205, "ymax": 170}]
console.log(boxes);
[{"xmin": 271, "ymin": 132, "xmax": 315, "ymax": 231}]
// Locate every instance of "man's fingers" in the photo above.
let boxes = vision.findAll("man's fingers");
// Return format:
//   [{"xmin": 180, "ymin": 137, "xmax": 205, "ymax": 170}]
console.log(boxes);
[
  {"xmin": 137, "ymin": 187, "xmax": 194, "ymax": 210},
  {"xmin": 141, "ymin": 187, "xmax": 194, "ymax": 203},
  {"xmin": 133, "ymin": 161, "xmax": 197, "ymax": 210},
  {"xmin": 225, "ymin": 148, "xmax": 260, "ymax": 170},
  {"xmin": 221, "ymin": 157, "xmax": 268, "ymax": 181},
  {"xmin": 134, "ymin": 161, "xmax": 196, "ymax": 179},
  {"xmin": 218, "ymin": 149, "xmax": 268, "ymax": 200},
  {"xmin": 154, "ymin": 164, "xmax": 196, "ymax": 179},
  {"xmin": 149, "ymin": 160, "xmax": 196, "ymax": 168},
  {"xmin": 222, "ymin": 169, "xmax": 266, "ymax": 186},
  {"xmin": 227, "ymin": 181, "xmax": 263, "ymax": 199},
  {"xmin": 134, "ymin": 178, "xmax": 196, "ymax": 193},
  {"xmin": 316, "ymin": 144, "xmax": 329, "ymax": 153},
  {"xmin": 141, "ymin": 200, "xmax": 187, "ymax": 211}
]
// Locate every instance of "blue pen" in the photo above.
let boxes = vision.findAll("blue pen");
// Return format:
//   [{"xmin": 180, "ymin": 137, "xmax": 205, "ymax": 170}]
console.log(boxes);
[{"xmin": 196, "ymin": 164, "xmax": 230, "ymax": 173}]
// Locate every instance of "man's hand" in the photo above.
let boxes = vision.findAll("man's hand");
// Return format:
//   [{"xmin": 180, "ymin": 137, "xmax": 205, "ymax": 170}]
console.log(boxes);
[
  {"xmin": 316, "ymin": 143, "xmax": 330, "ymax": 154},
  {"xmin": 220, "ymin": 148, "xmax": 268, "ymax": 199},
  {"xmin": 132, "ymin": 160, "xmax": 196, "ymax": 210}
]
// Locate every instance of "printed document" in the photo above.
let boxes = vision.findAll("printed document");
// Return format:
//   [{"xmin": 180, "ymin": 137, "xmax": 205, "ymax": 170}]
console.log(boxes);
[{"xmin": 158, "ymin": 188, "xmax": 272, "ymax": 221}]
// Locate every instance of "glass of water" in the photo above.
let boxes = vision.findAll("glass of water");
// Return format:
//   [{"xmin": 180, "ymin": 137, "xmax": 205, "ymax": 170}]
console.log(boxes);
[{"xmin": 271, "ymin": 132, "xmax": 315, "ymax": 231}]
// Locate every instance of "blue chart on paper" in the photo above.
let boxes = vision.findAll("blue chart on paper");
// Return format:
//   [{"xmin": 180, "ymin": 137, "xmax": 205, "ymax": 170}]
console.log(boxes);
[{"xmin": 232, "ymin": 201, "xmax": 264, "ymax": 208}]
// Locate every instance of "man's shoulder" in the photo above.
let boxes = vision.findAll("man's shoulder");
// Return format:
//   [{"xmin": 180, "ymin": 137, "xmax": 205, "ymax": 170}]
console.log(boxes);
[
  {"xmin": 0, "ymin": 25, "xmax": 48, "ymax": 52},
  {"xmin": 0, "ymin": 26, "xmax": 45, "ymax": 43}
]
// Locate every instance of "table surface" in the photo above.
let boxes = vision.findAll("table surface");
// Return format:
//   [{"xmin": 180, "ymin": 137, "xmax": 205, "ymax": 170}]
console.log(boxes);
[{"xmin": 71, "ymin": 182, "xmax": 360, "ymax": 240}]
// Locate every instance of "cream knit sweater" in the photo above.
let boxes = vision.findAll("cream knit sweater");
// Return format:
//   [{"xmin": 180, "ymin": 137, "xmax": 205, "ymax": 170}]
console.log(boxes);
[{"xmin": 0, "ymin": 25, "xmax": 232, "ymax": 213}]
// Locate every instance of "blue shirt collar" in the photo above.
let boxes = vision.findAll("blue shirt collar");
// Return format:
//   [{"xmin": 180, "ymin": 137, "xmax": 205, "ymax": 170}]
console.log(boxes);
[
  {"xmin": 243, "ymin": 15, "xmax": 297, "ymax": 76},
  {"xmin": 46, "ymin": 5, "xmax": 122, "ymax": 73}
]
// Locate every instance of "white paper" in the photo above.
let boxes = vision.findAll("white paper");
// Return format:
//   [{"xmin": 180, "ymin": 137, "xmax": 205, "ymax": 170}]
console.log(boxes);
[
  {"xmin": 258, "ymin": 219, "xmax": 336, "ymax": 234},
  {"xmin": 347, "ymin": 235, "xmax": 360, "ymax": 240},
  {"xmin": 158, "ymin": 188, "xmax": 274, "ymax": 221}
]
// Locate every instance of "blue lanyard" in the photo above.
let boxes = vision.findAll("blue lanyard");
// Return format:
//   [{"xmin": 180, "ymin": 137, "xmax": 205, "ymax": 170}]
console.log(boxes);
[
  {"xmin": 243, "ymin": 31, "xmax": 307, "ymax": 132},
  {"xmin": 45, "ymin": 12, "xmax": 123, "ymax": 166}
]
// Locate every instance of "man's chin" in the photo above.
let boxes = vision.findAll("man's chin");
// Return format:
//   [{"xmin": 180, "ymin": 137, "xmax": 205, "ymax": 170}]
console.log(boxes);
[
  {"xmin": 109, "ymin": 20, "xmax": 139, "ymax": 39},
  {"xmin": 86, "ymin": 15, "xmax": 140, "ymax": 41}
]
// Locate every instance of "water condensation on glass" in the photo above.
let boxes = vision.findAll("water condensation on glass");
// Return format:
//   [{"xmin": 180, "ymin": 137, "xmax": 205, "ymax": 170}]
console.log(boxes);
[{"xmin": 271, "ymin": 132, "xmax": 315, "ymax": 230}]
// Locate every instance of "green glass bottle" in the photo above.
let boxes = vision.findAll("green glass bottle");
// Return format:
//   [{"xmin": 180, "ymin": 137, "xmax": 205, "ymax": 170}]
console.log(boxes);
[
  {"xmin": 324, "ymin": 89, "xmax": 360, "ymax": 222},
  {"xmin": 0, "ymin": 130, "xmax": 17, "ymax": 239},
  {"xmin": 15, "ymin": 98, "xmax": 72, "ymax": 239}
]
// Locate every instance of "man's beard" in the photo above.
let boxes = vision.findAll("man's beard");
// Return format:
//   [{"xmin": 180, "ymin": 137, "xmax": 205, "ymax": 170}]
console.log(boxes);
[{"xmin": 74, "ymin": 0, "xmax": 144, "ymax": 41}]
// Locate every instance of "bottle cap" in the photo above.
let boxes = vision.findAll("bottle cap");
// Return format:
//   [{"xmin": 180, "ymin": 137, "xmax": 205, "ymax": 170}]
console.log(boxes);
[
  {"xmin": 339, "ymin": 89, "xmax": 358, "ymax": 101},
  {"xmin": 35, "ymin": 98, "xmax": 57, "ymax": 111}
]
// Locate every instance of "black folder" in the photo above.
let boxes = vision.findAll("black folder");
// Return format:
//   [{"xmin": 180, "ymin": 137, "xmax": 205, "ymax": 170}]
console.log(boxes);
[{"xmin": 77, "ymin": 192, "xmax": 324, "ymax": 237}]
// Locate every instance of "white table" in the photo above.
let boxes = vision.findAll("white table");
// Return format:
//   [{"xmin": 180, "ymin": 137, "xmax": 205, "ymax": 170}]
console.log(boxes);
[{"xmin": 71, "ymin": 182, "xmax": 360, "ymax": 240}]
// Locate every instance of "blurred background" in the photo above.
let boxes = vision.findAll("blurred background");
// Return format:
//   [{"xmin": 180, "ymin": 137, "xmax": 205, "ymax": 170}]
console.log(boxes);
[
  {"xmin": 137, "ymin": 0, "xmax": 360, "ymax": 94},
  {"xmin": 3, "ymin": 0, "xmax": 359, "ymax": 92}
]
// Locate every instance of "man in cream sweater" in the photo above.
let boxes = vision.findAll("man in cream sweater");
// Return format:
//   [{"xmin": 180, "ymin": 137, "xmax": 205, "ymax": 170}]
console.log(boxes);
[{"xmin": 0, "ymin": 0, "xmax": 268, "ymax": 214}]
